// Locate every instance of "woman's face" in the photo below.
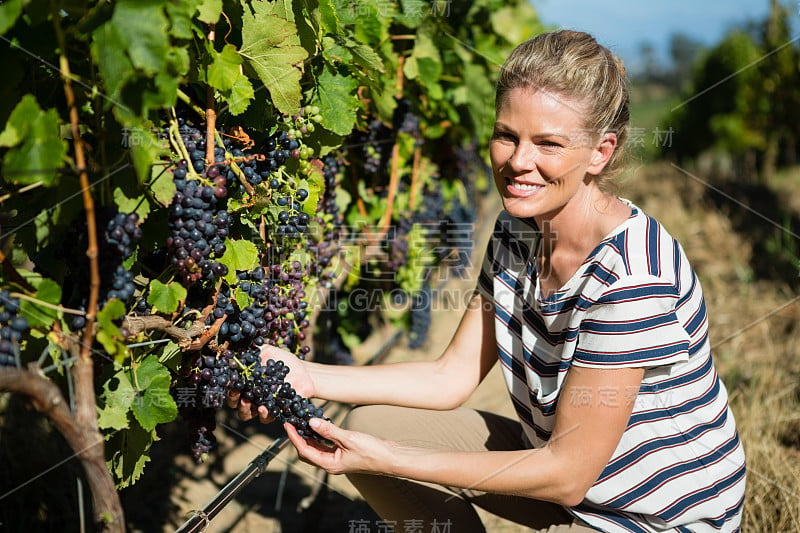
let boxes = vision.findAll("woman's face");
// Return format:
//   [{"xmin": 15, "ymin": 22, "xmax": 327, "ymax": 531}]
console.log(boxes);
[{"xmin": 489, "ymin": 87, "xmax": 614, "ymax": 223}]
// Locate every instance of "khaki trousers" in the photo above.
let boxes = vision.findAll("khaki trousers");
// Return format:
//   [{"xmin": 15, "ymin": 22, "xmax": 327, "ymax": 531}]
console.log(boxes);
[{"xmin": 342, "ymin": 405, "xmax": 596, "ymax": 532}]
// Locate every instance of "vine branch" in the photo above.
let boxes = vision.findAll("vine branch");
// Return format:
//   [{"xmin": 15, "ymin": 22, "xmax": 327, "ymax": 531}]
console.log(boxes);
[
  {"xmin": 121, "ymin": 304, "xmax": 225, "ymax": 351},
  {"xmin": 205, "ymin": 24, "xmax": 218, "ymax": 168},
  {"xmin": 53, "ymin": 13, "xmax": 120, "ymax": 531},
  {"xmin": 0, "ymin": 366, "xmax": 124, "ymax": 531}
]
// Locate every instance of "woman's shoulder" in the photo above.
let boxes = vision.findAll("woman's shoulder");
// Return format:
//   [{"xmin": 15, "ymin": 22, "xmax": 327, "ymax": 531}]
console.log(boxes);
[{"xmin": 599, "ymin": 200, "xmax": 696, "ymax": 288}]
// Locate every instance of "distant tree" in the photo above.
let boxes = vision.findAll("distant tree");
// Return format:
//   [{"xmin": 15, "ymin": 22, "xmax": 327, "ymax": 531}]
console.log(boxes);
[
  {"xmin": 668, "ymin": 33, "xmax": 703, "ymax": 91},
  {"xmin": 666, "ymin": 30, "xmax": 763, "ymax": 176},
  {"xmin": 637, "ymin": 41, "xmax": 664, "ymax": 83},
  {"xmin": 756, "ymin": 0, "xmax": 800, "ymax": 175},
  {"xmin": 665, "ymin": 0, "xmax": 800, "ymax": 181}
]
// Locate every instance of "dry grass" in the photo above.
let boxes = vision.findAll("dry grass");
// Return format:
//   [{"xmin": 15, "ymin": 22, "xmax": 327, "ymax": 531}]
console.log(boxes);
[{"xmin": 622, "ymin": 162, "xmax": 800, "ymax": 532}]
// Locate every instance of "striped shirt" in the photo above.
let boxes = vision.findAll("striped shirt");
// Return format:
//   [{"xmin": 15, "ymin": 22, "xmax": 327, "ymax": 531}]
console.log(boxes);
[{"xmin": 477, "ymin": 205, "xmax": 746, "ymax": 532}]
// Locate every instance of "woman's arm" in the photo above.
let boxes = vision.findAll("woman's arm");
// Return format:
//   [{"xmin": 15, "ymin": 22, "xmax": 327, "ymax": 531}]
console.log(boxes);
[
  {"xmin": 308, "ymin": 292, "xmax": 498, "ymax": 409},
  {"xmin": 287, "ymin": 364, "xmax": 644, "ymax": 507},
  {"xmin": 232, "ymin": 292, "xmax": 498, "ymax": 419}
]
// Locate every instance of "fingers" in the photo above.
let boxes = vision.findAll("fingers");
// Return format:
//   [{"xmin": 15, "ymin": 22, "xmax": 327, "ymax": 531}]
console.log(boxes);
[
  {"xmin": 225, "ymin": 388, "xmax": 253, "ymax": 421},
  {"xmin": 226, "ymin": 389, "xmax": 240, "ymax": 409},
  {"xmin": 308, "ymin": 417, "xmax": 336, "ymax": 440},
  {"xmin": 258, "ymin": 343, "xmax": 289, "ymax": 362},
  {"xmin": 256, "ymin": 405, "xmax": 274, "ymax": 424}
]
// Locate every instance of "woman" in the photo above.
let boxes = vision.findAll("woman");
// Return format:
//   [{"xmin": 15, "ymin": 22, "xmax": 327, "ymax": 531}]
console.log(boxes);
[{"xmin": 231, "ymin": 30, "xmax": 746, "ymax": 532}]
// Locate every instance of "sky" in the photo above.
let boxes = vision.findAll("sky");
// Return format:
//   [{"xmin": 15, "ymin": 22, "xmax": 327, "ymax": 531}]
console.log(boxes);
[{"xmin": 531, "ymin": 0, "xmax": 792, "ymax": 72}]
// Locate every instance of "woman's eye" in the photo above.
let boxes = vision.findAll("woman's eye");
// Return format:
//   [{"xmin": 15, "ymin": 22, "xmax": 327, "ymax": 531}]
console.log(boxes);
[
  {"xmin": 492, "ymin": 131, "xmax": 515, "ymax": 142},
  {"xmin": 539, "ymin": 140, "xmax": 563, "ymax": 149}
]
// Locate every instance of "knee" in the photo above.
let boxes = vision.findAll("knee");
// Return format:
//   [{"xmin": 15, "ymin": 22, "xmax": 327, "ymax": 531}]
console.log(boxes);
[{"xmin": 341, "ymin": 405, "xmax": 391, "ymax": 435}]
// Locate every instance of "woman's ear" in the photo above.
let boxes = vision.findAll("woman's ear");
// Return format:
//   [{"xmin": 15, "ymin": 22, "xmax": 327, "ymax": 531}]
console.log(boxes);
[{"xmin": 586, "ymin": 132, "xmax": 617, "ymax": 176}]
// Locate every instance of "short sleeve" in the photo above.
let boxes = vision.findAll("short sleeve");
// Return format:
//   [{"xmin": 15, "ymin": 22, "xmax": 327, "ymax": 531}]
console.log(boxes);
[
  {"xmin": 572, "ymin": 276, "xmax": 690, "ymax": 369},
  {"xmin": 475, "ymin": 211, "xmax": 538, "ymax": 303},
  {"xmin": 476, "ymin": 237, "xmax": 495, "ymax": 301}
]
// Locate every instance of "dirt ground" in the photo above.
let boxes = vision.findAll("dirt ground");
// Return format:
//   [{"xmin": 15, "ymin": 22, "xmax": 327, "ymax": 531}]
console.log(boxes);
[{"xmin": 117, "ymin": 193, "xmax": 533, "ymax": 533}]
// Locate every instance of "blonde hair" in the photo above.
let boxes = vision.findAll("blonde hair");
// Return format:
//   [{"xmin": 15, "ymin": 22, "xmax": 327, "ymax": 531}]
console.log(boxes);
[{"xmin": 495, "ymin": 30, "xmax": 630, "ymax": 190}]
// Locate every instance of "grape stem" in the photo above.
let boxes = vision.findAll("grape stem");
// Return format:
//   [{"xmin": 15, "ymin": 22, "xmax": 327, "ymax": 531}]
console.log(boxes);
[
  {"xmin": 0, "ymin": 180, "xmax": 44, "ymax": 203},
  {"xmin": 168, "ymin": 114, "xmax": 201, "ymax": 180},
  {"xmin": 215, "ymin": 129, "xmax": 255, "ymax": 195},
  {"xmin": 11, "ymin": 292, "xmax": 87, "ymax": 315},
  {"xmin": 177, "ymin": 89, "xmax": 207, "ymax": 119}
]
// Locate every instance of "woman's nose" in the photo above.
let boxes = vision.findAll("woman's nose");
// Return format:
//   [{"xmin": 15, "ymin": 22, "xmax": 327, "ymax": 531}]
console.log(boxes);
[{"xmin": 506, "ymin": 142, "xmax": 537, "ymax": 172}]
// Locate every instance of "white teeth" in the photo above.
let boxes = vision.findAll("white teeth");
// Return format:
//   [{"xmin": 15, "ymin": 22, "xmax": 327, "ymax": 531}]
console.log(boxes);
[{"xmin": 513, "ymin": 181, "xmax": 542, "ymax": 191}]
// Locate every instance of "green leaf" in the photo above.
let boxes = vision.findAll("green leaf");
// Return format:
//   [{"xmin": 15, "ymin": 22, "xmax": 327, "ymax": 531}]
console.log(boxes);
[
  {"xmin": 207, "ymin": 43, "xmax": 243, "ymax": 92},
  {"xmin": 298, "ymin": 171, "xmax": 322, "ymax": 216},
  {"xmin": 239, "ymin": 12, "xmax": 307, "ymax": 116},
  {"xmin": 317, "ymin": 0, "xmax": 342, "ymax": 35},
  {"xmin": 219, "ymin": 238, "xmax": 259, "ymax": 283},
  {"xmin": 130, "ymin": 355, "xmax": 178, "ymax": 431},
  {"xmin": 314, "ymin": 66, "xmax": 359, "ymax": 136},
  {"xmin": 0, "ymin": 95, "xmax": 67, "ymax": 186},
  {"xmin": 166, "ymin": 0, "xmax": 196, "ymax": 40},
  {"xmin": 112, "ymin": 0, "xmax": 170, "ymax": 76},
  {"xmin": 396, "ymin": 0, "xmax": 428, "ymax": 29},
  {"xmin": 489, "ymin": 3, "xmax": 539, "ymax": 46},
  {"xmin": 147, "ymin": 279, "xmax": 186, "ymax": 314},
  {"xmin": 334, "ymin": 186, "xmax": 352, "ymax": 216},
  {"xmin": 403, "ymin": 31, "xmax": 441, "ymax": 83},
  {"xmin": 19, "ymin": 278, "xmax": 62, "ymax": 330},
  {"xmin": 195, "ymin": 0, "xmax": 221, "ymax": 23},
  {"xmin": 158, "ymin": 341, "xmax": 183, "ymax": 373},
  {"xmin": 96, "ymin": 299, "xmax": 129, "ymax": 360},
  {"xmin": 91, "ymin": 20, "xmax": 134, "ymax": 101},
  {"xmin": 127, "ymin": 125, "xmax": 161, "ymax": 182},
  {"xmin": 98, "ymin": 368, "xmax": 135, "ymax": 431},
  {"xmin": 234, "ymin": 289, "xmax": 253, "ymax": 310},
  {"xmin": 106, "ymin": 419, "xmax": 153, "ymax": 488},
  {"xmin": 148, "ymin": 166, "xmax": 177, "ymax": 207},
  {"xmin": 344, "ymin": 38, "xmax": 385, "ymax": 75},
  {"xmin": 289, "ymin": 248, "xmax": 311, "ymax": 269},
  {"xmin": 350, "ymin": 0, "xmax": 392, "ymax": 44},
  {"xmin": 113, "ymin": 184, "xmax": 152, "ymax": 223},
  {"xmin": 219, "ymin": 75, "xmax": 255, "ymax": 116},
  {"xmin": 0, "ymin": 0, "xmax": 24, "ymax": 34}
]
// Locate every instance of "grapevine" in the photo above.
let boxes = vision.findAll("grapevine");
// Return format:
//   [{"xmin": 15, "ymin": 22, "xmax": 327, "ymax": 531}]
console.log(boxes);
[{"xmin": 0, "ymin": 0, "xmax": 541, "ymax": 529}]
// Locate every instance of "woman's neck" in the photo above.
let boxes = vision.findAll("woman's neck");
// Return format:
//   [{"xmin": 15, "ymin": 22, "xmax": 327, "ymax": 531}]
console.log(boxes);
[{"xmin": 535, "ymin": 186, "xmax": 627, "ymax": 256}]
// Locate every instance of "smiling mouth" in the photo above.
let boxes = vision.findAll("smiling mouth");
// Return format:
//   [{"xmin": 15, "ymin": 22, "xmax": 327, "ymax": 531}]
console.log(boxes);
[{"xmin": 506, "ymin": 178, "xmax": 544, "ymax": 194}]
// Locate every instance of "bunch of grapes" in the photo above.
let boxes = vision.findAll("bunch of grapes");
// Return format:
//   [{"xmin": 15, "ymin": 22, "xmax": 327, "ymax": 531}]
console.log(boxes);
[
  {"xmin": 255, "ymin": 129, "xmax": 297, "ymax": 178},
  {"xmin": 319, "ymin": 155, "xmax": 344, "ymax": 225},
  {"xmin": 103, "ymin": 212, "xmax": 143, "ymax": 302},
  {"xmin": 358, "ymin": 119, "xmax": 393, "ymax": 175},
  {"xmin": 0, "ymin": 290, "xmax": 28, "ymax": 367},
  {"xmin": 407, "ymin": 281, "xmax": 433, "ymax": 350},
  {"xmin": 393, "ymin": 98, "xmax": 423, "ymax": 147},
  {"xmin": 61, "ymin": 208, "xmax": 143, "ymax": 331},
  {"xmin": 272, "ymin": 192, "xmax": 311, "ymax": 240},
  {"xmin": 166, "ymin": 165, "xmax": 230, "ymax": 285},
  {"xmin": 179, "ymin": 345, "xmax": 328, "ymax": 462},
  {"xmin": 208, "ymin": 263, "xmax": 312, "ymax": 357}
]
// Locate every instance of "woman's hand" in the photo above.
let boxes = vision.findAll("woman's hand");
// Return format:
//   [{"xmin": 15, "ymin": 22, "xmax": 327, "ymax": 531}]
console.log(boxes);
[
  {"xmin": 284, "ymin": 418, "xmax": 395, "ymax": 476},
  {"xmin": 226, "ymin": 344, "xmax": 317, "ymax": 422}
]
